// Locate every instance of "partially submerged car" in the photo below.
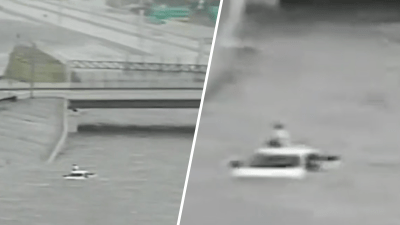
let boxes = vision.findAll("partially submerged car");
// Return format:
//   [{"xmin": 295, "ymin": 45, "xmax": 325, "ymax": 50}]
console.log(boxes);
[
  {"xmin": 63, "ymin": 170, "xmax": 97, "ymax": 180},
  {"xmin": 228, "ymin": 145, "xmax": 341, "ymax": 179}
]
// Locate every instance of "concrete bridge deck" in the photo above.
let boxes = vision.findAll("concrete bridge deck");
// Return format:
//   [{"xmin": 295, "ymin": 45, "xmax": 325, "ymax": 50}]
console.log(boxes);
[
  {"xmin": 0, "ymin": 83, "xmax": 204, "ymax": 108},
  {"xmin": 4, "ymin": 89, "xmax": 203, "ymax": 100},
  {"xmin": 0, "ymin": 81, "xmax": 204, "ymax": 90}
]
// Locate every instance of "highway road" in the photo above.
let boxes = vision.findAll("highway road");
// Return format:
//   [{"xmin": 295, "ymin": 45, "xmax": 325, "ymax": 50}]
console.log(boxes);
[
  {"xmin": 1, "ymin": 0, "xmax": 209, "ymax": 58},
  {"xmin": 42, "ymin": 0, "xmax": 215, "ymax": 39},
  {"xmin": 13, "ymin": 0, "xmax": 204, "ymax": 51}
]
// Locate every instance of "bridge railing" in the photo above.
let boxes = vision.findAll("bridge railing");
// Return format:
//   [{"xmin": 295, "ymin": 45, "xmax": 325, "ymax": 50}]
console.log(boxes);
[
  {"xmin": 0, "ymin": 81, "xmax": 203, "ymax": 90},
  {"xmin": 69, "ymin": 70, "xmax": 204, "ymax": 88},
  {"xmin": 68, "ymin": 59, "xmax": 207, "ymax": 89},
  {"xmin": 69, "ymin": 60, "xmax": 208, "ymax": 73},
  {"xmin": 3, "ymin": 55, "xmax": 207, "ymax": 89}
]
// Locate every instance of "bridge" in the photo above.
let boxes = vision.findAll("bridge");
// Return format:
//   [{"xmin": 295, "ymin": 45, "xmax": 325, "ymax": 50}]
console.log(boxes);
[
  {"xmin": 65, "ymin": 60, "xmax": 207, "ymax": 84},
  {"xmin": 0, "ymin": 58, "xmax": 206, "ymax": 132},
  {"xmin": 0, "ymin": 84, "xmax": 203, "ymax": 109},
  {"xmin": 0, "ymin": 76, "xmax": 204, "ymax": 109},
  {"xmin": 1, "ymin": 58, "xmax": 207, "ymax": 109},
  {"xmin": 0, "ymin": 83, "xmax": 203, "ymax": 133}
]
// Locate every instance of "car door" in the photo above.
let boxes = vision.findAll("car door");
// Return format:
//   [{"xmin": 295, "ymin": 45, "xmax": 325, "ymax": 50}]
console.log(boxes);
[{"xmin": 305, "ymin": 153, "xmax": 321, "ymax": 172}]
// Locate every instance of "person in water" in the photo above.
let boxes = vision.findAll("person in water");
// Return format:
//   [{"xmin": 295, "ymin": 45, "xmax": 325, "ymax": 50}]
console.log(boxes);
[{"xmin": 267, "ymin": 122, "xmax": 291, "ymax": 147}]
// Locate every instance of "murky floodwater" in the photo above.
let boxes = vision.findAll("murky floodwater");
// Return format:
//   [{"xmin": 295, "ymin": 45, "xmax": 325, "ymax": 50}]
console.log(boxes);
[
  {"xmin": 181, "ymin": 4, "xmax": 400, "ymax": 225},
  {"xmin": 0, "ymin": 15, "xmax": 198, "ymax": 225},
  {"xmin": 0, "ymin": 109, "xmax": 196, "ymax": 225}
]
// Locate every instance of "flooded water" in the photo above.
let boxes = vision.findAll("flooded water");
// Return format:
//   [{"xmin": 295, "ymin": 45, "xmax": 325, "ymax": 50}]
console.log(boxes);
[
  {"xmin": 181, "ymin": 4, "xmax": 400, "ymax": 225},
  {"xmin": 0, "ymin": 8, "xmax": 201, "ymax": 225},
  {"xmin": 0, "ymin": 109, "xmax": 196, "ymax": 225}
]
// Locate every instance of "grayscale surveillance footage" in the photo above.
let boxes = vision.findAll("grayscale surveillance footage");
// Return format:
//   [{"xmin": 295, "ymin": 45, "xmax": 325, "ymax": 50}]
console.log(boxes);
[
  {"xmin": 180, "ymin": 0, "xmax": 400, "ymax": 225},
  {"xmin": 0, "ymin": 0, "xmax": 218, "ymax": 224}
]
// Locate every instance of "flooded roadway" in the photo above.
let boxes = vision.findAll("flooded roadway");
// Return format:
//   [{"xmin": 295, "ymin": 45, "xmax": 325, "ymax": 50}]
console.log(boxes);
[
  {"xmin": 0, "ymin": 109, "xmax": 196, "ymax": 225},
  {"xmin": 0, "ymin": 15, "xmax": 197, "ymax": 225},
  {"xmin": 181, "ymin": 4, "xmax": 400, "ymax": 225}
]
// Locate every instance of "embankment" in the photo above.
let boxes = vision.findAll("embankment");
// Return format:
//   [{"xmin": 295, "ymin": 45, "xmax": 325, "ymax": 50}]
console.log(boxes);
[{"xmin": 0, "ymin": 98, "xmax": 65, "ymax": 166}]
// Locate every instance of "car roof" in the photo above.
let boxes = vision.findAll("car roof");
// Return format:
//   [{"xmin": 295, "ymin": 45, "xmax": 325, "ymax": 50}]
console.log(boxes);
[
  {"xmin": 71, "ymin": 170, "xmax": 87, "ymax": 174},
  {"xmin": 256, "ymin": 145, "xmax": 319, "ymax": 156}
]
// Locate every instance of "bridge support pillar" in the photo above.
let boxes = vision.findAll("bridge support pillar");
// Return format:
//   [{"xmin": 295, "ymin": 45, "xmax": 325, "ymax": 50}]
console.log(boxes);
[{"xmin": 67, "ymin": 109, "xmax": 80, "ymax": 133}]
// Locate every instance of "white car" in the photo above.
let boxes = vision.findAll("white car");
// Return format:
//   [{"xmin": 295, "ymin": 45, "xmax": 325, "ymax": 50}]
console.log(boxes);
[
  {"xmin": 63, "ymin": 170, "xmax": 97, "ymax": 180},
  {"xmin": 228, "ymin": 145, "xmax": 341, "ymax": 179}
]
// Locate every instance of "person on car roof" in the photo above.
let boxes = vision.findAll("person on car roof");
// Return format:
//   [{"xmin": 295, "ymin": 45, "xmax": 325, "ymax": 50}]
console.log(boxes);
[
  {"xmin": 267, "ymin": 122, "xmax": 291, "ymax": 148},
  {"xmin": 71, "ymin": 164, "xmax": 79, "ymax": 172}
]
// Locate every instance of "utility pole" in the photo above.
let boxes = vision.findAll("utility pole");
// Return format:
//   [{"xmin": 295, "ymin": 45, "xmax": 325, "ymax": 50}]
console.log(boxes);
[
  {"xmin": 196, "ymin": 38, "xmax": 204, "ymax": 64},
  {"xmin": 30, "ymin": 42, "xmax": 37, "ymax": 99},
  {"xmin": 58, "ymin": 0, "xmax": 63, "ymax": 25},
  {"xmin": 15, "ymin": 33, "xmax": 20, "ymax": 46},
  {"xmin": 127, "ymin": 0, "xmax": 145, "ymax": 64},
  {"xmin": 58, "ymin": 0, "xmax": 64, "ymax": 42},
  {"xmin": 139, "ymin": 0, "xmax": 145, "ymax": 50}
]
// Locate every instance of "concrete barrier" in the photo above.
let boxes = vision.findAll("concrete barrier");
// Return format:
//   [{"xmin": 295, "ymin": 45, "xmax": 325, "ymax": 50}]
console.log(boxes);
[
  {"xmin": 46, "ymin": 98, "xmax": 68, "ymax": 163},
  {"xmin": 0, "ymin": 90, "xmax": 16, "ymax": 98},
  {"xmin": 0, "ymin": 92, "xmax": 17, "ymax": 102},
  {"xmin": 0, "ymin": 81, "xmax": 203, "ymax": 89}
]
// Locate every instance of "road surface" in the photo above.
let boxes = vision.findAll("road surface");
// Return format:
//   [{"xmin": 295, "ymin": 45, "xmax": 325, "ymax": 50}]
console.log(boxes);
[{"xmin": 1, "ymin": 0, "xmax": 210, "ymax": 58}]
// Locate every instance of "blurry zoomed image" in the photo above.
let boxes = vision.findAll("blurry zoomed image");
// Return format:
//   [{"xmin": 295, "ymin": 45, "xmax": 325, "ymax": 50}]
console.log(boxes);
[
  {"xmin": 0, "ymin": 0, "xmax": 219, "ymax": 224},
  {"xmin": 181, "ymin": 0, "xmax": 400, "ymax": 225}
]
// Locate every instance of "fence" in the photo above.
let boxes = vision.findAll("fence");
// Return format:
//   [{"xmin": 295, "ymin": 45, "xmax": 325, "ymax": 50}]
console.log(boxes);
[
  {"xmin": 67, "ymin": 59, "xmax": 207, "ymax": 88},
  {"xmin": 4, "ymin": 45, "xmax": 207, "ymax": 88}
]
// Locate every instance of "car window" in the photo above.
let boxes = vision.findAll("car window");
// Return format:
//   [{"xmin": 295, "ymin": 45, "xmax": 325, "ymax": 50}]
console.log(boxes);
[
  {"xmin": 70, "ymin": 173, "xmax": 83, "ymax": 177},
  {"xmin": 248, "ymin": 154, "xmax": 301, "ymax": 168}
]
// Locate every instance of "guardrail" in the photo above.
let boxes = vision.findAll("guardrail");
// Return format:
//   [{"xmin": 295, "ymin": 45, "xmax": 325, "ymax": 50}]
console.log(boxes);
[
  {"xmin": 70, "ymin": 72, "xmax": 205, "ymax": 87},
  {"xmin": 67, "ymin": 60, "xmax": 207, "ymax": 87},
  {"xmin": 0, "ymin": 80, "xmax": 204, "ymax": 90},
  {"xmin": 69, "ymin": 60, "xmax": 208, "ymax": 73}
]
